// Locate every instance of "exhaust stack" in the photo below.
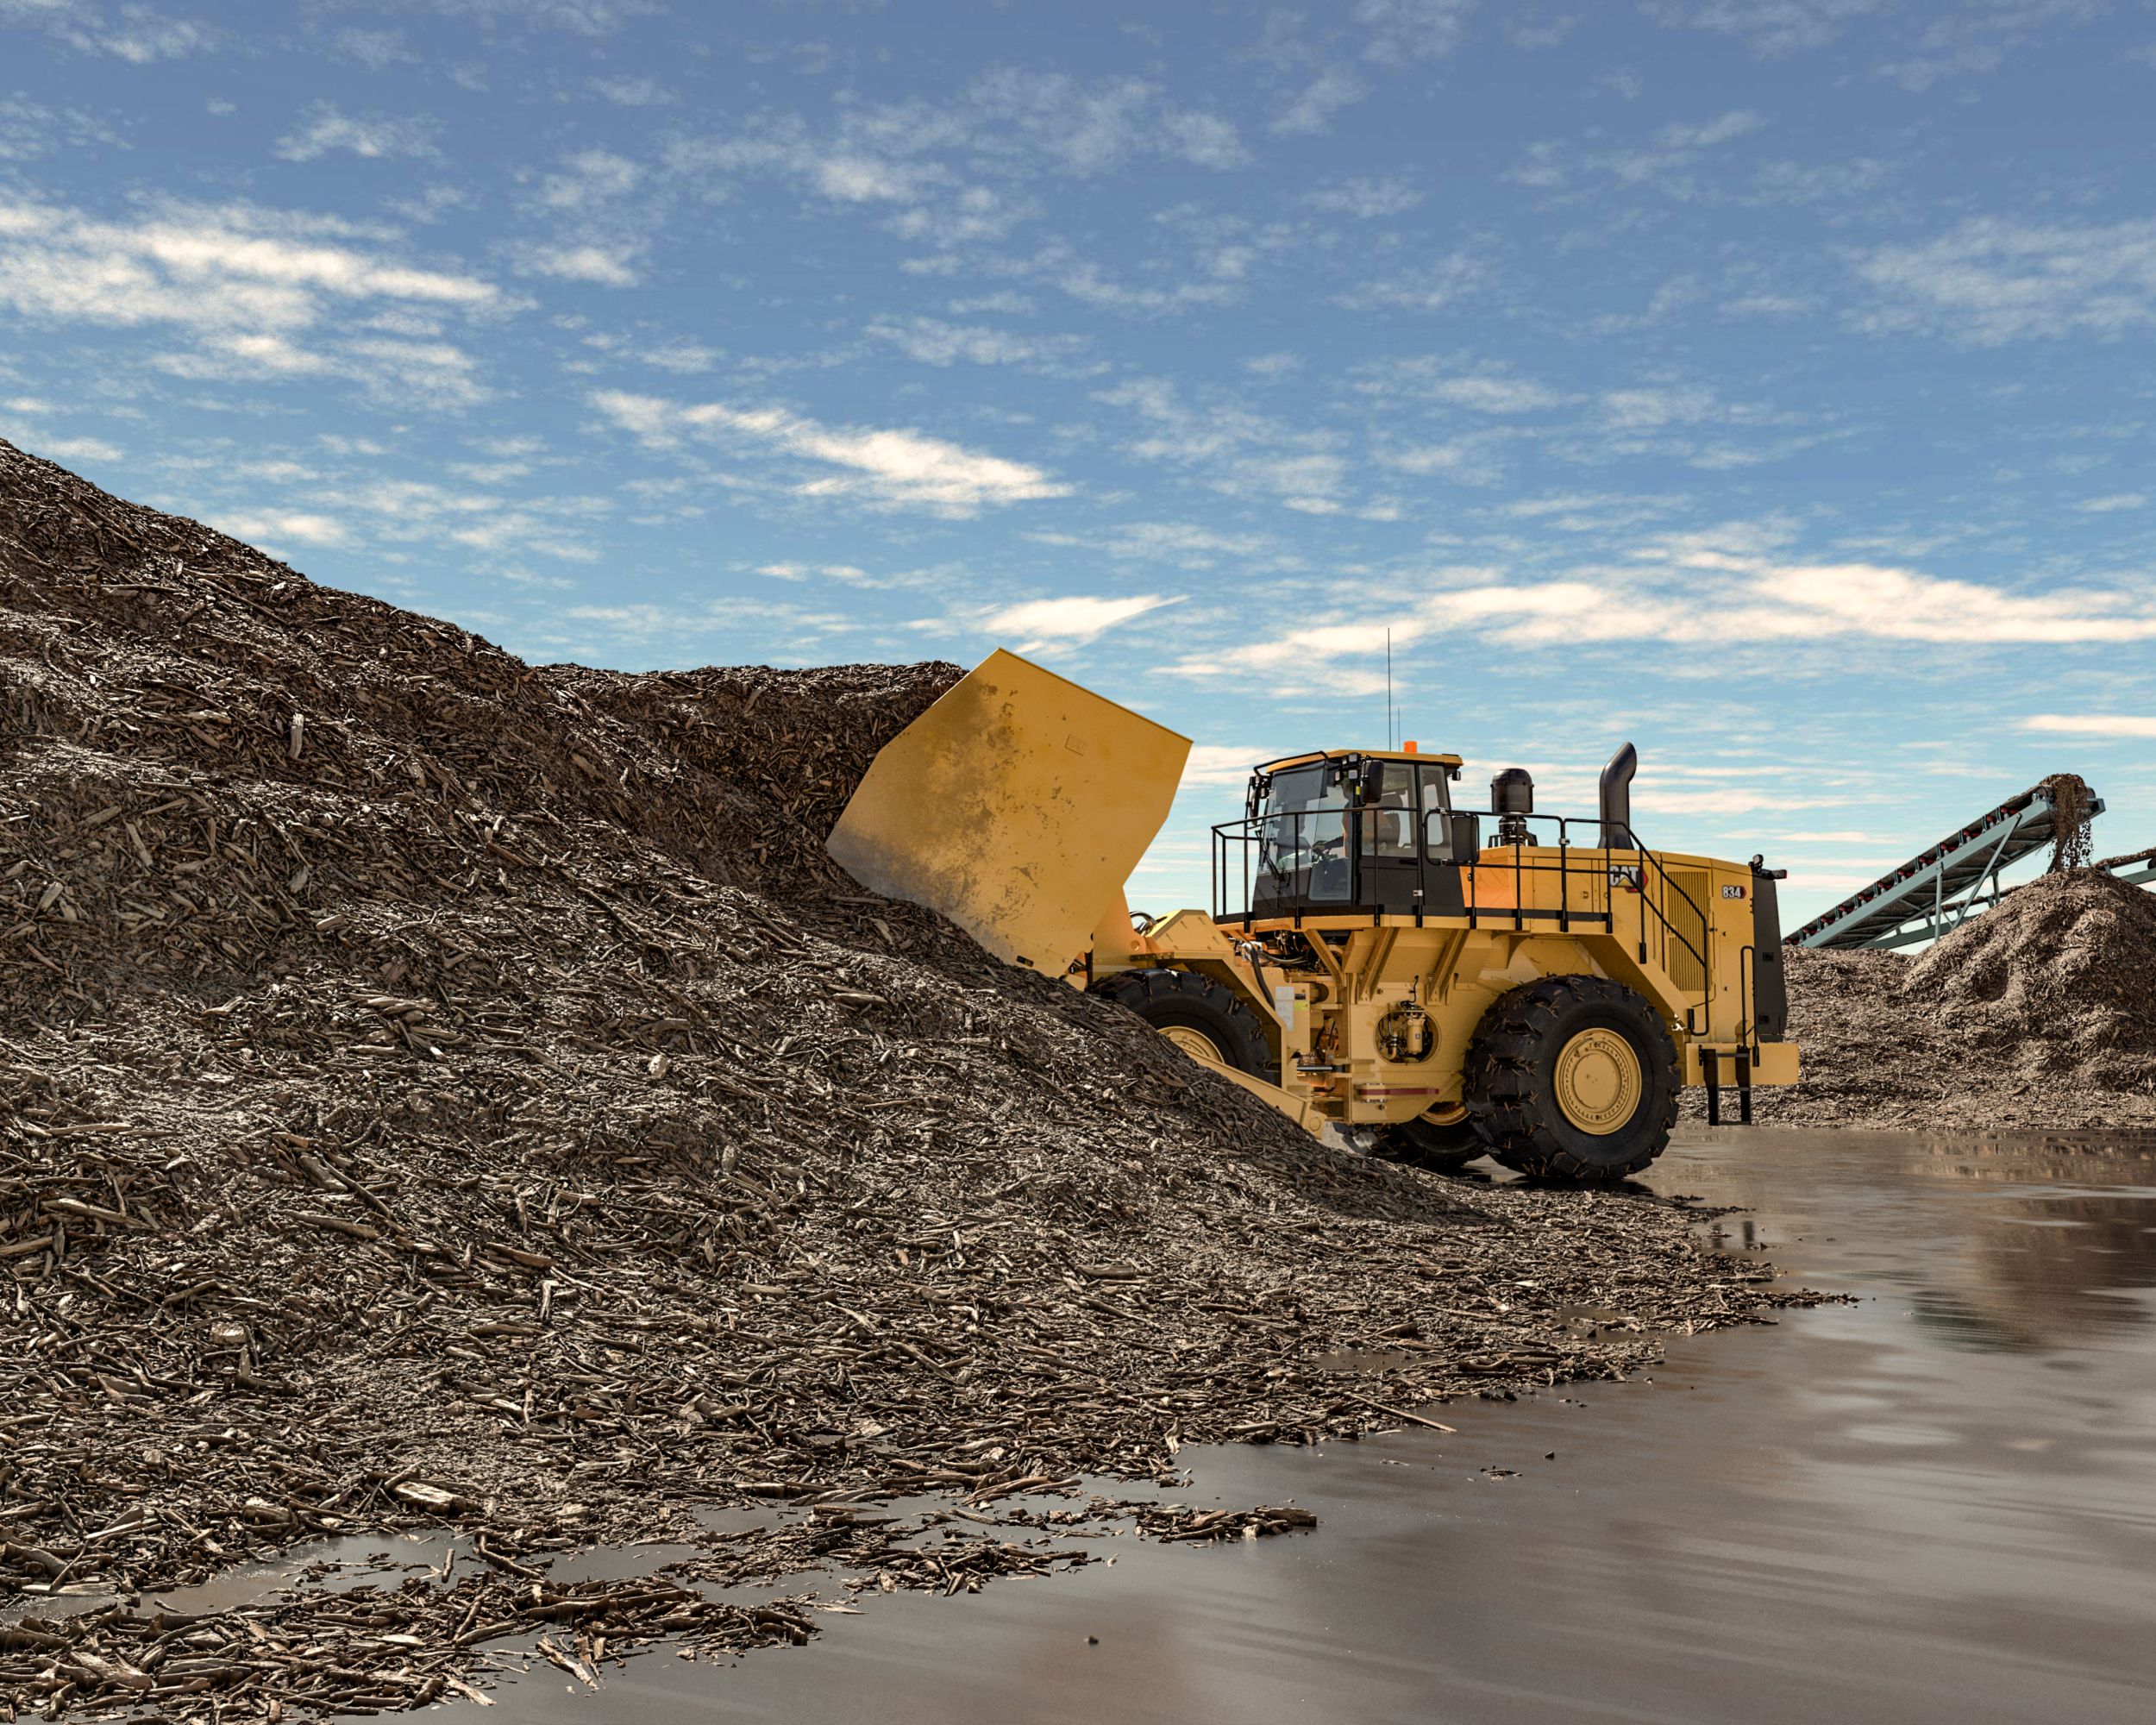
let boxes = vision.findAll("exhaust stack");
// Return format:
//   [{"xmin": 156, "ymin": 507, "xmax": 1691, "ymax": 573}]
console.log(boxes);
[{"xmin": 1600, "ymin": 743, "xmax": 1637, "ymax": 847}]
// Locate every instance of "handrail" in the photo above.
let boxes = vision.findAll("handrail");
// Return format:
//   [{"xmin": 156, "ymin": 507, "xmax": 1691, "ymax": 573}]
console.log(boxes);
[
  {"xmin": 1213, "ymin": 803, "xmax": 1722, "ymax": 1035},
  {"xmin": 1737, "ymin": 943, "xmax": 1757, "ymax": 1055},
  {"xmin": 1595, "ymin": 816, "xmax": 1712, "ymax": 1003}
]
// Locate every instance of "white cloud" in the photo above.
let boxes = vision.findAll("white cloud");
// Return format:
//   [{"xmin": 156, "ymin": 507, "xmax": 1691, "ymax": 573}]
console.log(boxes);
[
  {"xmin": 329, "ymin": 27, "xmax": 410, "ymax": 68},
  {"xmin": 1381, "ymin": 435, "xmax": 1510, "ymax": 486},
  {"xmin": 275, "ymin": 102, "xmax": 441, "ymax": 162},
  {"xmin": 156, "ymin": 330, "xmax": 336, "ymax": 378},
  {"xmin": 154, "ymin": 329, "xmax": 487, "ymax": 409},
  {"xmin": 1274, "ymin": 66, "xmax": 1366, "ymax": 136},
  {"xmin": 579, "ymin": 329, "xmax": 719, "ymax": 373},
  {"xmin": 0, "ymin": 194, "xmax": 505, "ymax": 406},
  {"xmin": 207, "ymin": 508, "xmax": 349, "ymax": 547},
  {"xmin": 1353, "ymin": 0, "xmax": 1479, "ymax": 61},
  {"xmin": 541, "ymin": 148, "xmax": 642, "ymax": 209},
  {"xmin": 513, "ymin": 151, "xmax": 652, "ymax": 292},
  {"xmin": 1642, "ymin": 1, "xmax": 1886, "ymax": 57},
  {"xmin": 417, "ymin": 0, "xmax": 657, "ymax": 34},
  {"xmin": 1021, "ymin": 242, "xmax": 1250, "ymax": 316},
  {"xmin": 1183, "ymin": 743, "xmax": 1267, "ymax": 786},
  {"xmin": 316, "ymin": 475, "xmax": 608, "ymax": 561},
  {"xmin": 1430, "ymin": 373, "xmax": 1567, "ymax": 413},
  {"xmin": 1300, "ymin": 176, "xmax": 1424, "ymax": 218},
  {"xmin": 590, "ymin": 389, "xmax": 1071, "ymax": 516},
  {"xmin": 2021, "ymin": 714, "xmax": 2156, "ymax": 738},
  {"xmin": 755, "ymin": 561, "xmax": 870, "ymax": 584},
  {"xmin": 537, "ymin": 595, "xmax": 854, "ymax": 662},
  {"xmin": 523, "ymin": 242, "xmax": 639, "ymax": 285},
  {"xmin": 590, "ymin": 74, "xmax": 674, "ymax": 106},
  {"xmin": 661, "ymin": 70, "xmax": 1247, "ymax": 274},
  {"xmin": 0, "ymin": 94, "xmax": 124, "ymax": 161},
  {"xmin": 1167, "ymin": 546, "xmax": 2156, "ymax": 689},
  {"xmin": 1104, "ymin": 521, "xmax": 1274, "ymax": 565},
  {"xmin": 0, "ymin": 410, "xmax": 122, "ymax": 464},
  {"xmin": 2072, "ymin": 492, "xmax": 2147, "ymax": 513},
  {"xmin": 2, "ymin": 0, "xmax": 212, "ymax": 62},
  {"xmin": 0, "ymin": 196, "xmax": 502, "ymax": 329},
  {"xmin": 1856, "ymin": 218, "xmax": 2156, "ymax": 344},
  {"xmin": 1511, "ymin": 110, "xmax": 1768, "ymax": 202},
  {"xmin": 977, "ymin": 593, "xmax": 1182, "ymax": 651},
  {"xmin": 1096, "ymin": 375, "xmax": 1354, "ymax": 508},
  {"xmin": 863, "ymin": 316, "xmax": 1091, "ymax": 370},
  {"xmin": 1878, "ymin": 0, "xmax": 2103, "ymax": 91},
  {"xmin": 1334, "ymin": 248, "xmax": 1490, "ymax": 312},
  {"xmin": 666, "ymin": 128, "xmax": 929, "ymax": 204},
  {"xmin": 1644, "ymin": 786, "xmax": 1845, "ymax": 816}
]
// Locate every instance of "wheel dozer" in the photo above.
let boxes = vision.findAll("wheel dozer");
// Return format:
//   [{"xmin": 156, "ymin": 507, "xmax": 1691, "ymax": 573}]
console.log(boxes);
[{"xmin": 830, "ymin": 649, "xmax": 1797, "ymax": 1182}]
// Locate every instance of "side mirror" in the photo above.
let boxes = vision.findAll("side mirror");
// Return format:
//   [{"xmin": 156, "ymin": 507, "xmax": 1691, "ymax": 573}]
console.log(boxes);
[{"xmin": 1425, "ymin": 811, "xmax": 1482, "ymax": 861}]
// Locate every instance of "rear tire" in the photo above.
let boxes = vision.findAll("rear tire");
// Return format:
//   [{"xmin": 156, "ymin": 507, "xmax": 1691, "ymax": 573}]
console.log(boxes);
[
  {"xmin": 1375, "ymin": 1111, "xmax": 1486, "ymax": 1174},
  {"xmin": 1094, "ymin": 968, "xmax": 1274, "ymax": 1080},
  {"xmin": 1464, "ymin": 975, "xmax": 1677, "ymax": 1182}
]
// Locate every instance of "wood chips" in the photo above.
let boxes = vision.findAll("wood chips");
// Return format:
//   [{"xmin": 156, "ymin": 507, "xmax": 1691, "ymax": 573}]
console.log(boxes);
[{"xmin": 1, "ymin": 439, "xmax": 1806, "ymax": 1717}]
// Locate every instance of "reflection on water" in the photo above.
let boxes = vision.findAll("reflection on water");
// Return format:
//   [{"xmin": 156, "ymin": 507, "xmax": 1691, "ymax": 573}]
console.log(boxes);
[
  {"xmin": 462, "ymin": 1129, "xmax": 2156, "ymax": 1724},
  {"xmin": 1911, "ymin": 1142, "xmax": 2156, "ymax": 1349}
]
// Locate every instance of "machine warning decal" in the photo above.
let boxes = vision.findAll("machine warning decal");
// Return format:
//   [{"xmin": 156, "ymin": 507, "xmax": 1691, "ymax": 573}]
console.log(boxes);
[{"xmin": 1721, "ymin": 884, "xmax": 1746, "ymax": 899}]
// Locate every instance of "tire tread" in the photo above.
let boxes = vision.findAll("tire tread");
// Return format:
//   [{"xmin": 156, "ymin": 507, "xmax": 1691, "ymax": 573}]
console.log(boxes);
[{"xmin": 1463, "ymin": 975, "xmax": 1677, "ymax": 1182}]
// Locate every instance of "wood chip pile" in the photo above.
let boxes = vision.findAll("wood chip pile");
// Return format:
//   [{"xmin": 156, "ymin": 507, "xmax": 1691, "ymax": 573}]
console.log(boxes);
[
  {"xmin": 0, "ymin": 440, "xmax": 1801, "ymax": 1716},
  {"xmin": 1695, "ymin": 869, "xmax": 2156, "ymax": 1130}
]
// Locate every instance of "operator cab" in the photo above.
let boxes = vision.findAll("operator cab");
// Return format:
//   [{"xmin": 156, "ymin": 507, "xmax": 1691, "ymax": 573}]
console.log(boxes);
[{"xmin": 1235, "ymin": 747, "xmax": 1478, "ymax": 921}]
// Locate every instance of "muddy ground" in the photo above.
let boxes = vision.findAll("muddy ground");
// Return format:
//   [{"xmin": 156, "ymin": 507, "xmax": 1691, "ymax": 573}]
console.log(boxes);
[{"xmin": 0, "ymin": 442, "xmax": 1806, "ymax": 1717}]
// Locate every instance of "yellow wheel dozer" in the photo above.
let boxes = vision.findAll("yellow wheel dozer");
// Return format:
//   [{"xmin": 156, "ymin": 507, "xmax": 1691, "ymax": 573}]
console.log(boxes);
[{"xmin": 830, "ymin": 650, "xmax": 1797, "ymax": 1182}]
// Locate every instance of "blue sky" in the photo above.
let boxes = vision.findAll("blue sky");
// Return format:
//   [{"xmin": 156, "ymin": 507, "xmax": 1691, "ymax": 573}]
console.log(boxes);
[{"xmin": 3, "ymin": 0, "xmax": 2153, "ymax": 925}]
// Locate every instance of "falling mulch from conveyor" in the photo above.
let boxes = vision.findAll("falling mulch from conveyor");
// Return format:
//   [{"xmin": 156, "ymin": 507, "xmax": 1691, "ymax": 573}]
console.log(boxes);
[
  {"xmin": 1697, "ymin": 869, "xmax": 2156, "ymax": 1131},
  {"xmin": 0, "ymin": 438, "xmax": 1805, "ymax": 1717}
]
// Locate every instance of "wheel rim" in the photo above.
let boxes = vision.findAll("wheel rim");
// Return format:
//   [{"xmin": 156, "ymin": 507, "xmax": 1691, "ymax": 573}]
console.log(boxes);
[
  {"xmin": 1159, "ymin": 1025, "xmax": 1225, "ymax": 1062},
  {"xmin": 1552, "ymin": 1027, "xmax": 1642, "ymax": 1134}
]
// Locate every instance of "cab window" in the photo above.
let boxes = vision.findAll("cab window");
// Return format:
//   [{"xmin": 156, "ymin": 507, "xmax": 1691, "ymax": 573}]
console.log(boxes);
[
  {"xmin": 1259, "ymin": 762, "xmax": 1352, "ymax": 901},
  {"xmin": 1360, "ymin": 762, "xmax": 1415, "ymax": 859},
  {"xmin": 1420, "ymin": 765, "xmax": 1456, "ymax": 861}
]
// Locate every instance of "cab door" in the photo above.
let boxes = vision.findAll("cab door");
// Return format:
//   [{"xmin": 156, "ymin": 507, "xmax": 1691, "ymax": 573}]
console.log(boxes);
[{"xmin": 1353, "ymin": 761, "xmax": 1422, "ymax": 913}]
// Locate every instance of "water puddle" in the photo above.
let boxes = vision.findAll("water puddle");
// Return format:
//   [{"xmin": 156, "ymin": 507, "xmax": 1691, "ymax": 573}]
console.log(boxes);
[
  {"xmin": 23, "ymin": 1129, "xmax": 2156, "ymax": 1722},
  {"xmin": 422, "ymin": 1127, "xmax": 2156, "ymax": 1725}
]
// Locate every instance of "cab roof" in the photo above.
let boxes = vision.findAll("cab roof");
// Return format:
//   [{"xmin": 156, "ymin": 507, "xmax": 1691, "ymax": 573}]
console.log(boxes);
[{"xmin": 1256, "ymin": 747, "xmax": 1464, "ymax": 775}]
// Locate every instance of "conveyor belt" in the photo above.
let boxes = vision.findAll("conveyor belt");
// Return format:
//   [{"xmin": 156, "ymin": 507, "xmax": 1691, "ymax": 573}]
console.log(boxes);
[
  {"xmin": 1791, "ymin": 779, "xmax": 2105, "ymax": 950},
  {"xmin": 2096, "ymin": 845, "xmax": 2156, "ymax": 887}
]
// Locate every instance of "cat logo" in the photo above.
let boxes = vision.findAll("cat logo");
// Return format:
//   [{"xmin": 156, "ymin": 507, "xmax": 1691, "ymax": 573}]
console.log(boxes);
[{"xmin": 1608, "ymin": 865, "xmax": 1643, "ymax": 889}]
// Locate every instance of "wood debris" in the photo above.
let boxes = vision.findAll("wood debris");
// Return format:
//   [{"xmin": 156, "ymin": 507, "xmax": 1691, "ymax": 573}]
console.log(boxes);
[{"xmin": 0, "ymin": 438, "xmax": 1812, "ymax": 1716}]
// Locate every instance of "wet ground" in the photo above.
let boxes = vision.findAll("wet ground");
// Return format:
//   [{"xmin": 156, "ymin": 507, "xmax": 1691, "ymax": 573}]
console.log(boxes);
[{"xmin": 271, "ymin": 1129, "xmax": 2156, "ymax": 1720}]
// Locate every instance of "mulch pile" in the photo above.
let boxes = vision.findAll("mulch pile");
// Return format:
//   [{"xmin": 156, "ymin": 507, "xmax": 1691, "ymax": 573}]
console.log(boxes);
[
  {"xmin": 0, "ymin": 438, "xmax": 1803, "ymax": 1716},
  {"xmin": 1710, "ymin": 869, "xmax": 2156, "ymax": 1130}
]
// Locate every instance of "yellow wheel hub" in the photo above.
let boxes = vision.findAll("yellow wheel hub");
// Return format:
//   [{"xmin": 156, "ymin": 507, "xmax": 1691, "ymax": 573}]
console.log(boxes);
[
  {"xmin": 1160, "ymin": 1025, "xmax": 1225, "ymax": 1062},
  {"xmin": 1553, "ymin": 1028, "xmax": 1642, "ymax": 1135}
]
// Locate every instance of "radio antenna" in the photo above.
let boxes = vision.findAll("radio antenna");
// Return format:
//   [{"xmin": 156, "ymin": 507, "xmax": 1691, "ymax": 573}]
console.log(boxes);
[{"xmin": 1386, "ymin": 629, "xmax": 1394, "ymax": 750}]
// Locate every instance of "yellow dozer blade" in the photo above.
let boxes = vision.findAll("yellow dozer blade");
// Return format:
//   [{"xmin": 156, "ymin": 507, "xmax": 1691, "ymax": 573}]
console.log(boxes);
[{"xmin": 828, "ymin": 649, "xmax": 1190, "ymax": 976}]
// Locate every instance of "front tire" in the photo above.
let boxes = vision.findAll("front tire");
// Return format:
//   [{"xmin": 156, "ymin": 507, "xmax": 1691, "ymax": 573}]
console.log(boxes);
[
  {"xmin": 1094, "ymin": 968, "xmax": 1274, "ymax": 1079},
  {"xmin": 1464, "ymin": 975, "xmax": 1677, "ymax": 1182}
]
